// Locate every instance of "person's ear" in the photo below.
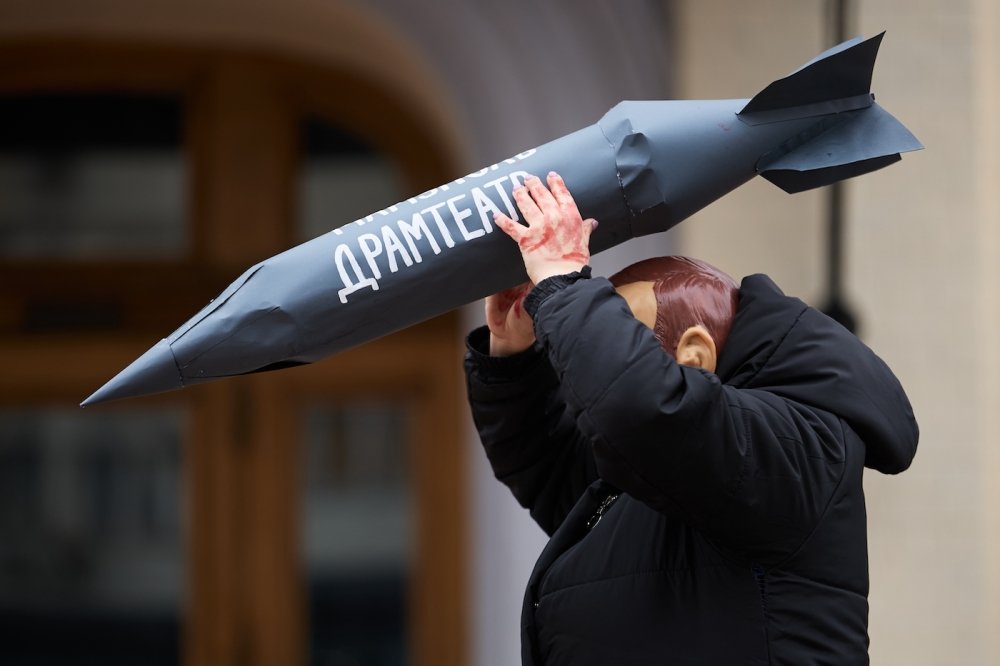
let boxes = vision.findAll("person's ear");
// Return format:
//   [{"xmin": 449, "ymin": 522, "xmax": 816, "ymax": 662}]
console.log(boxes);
[{"xmin": 674, "ymin": 325, "xmax": 717, "ymax": 372}]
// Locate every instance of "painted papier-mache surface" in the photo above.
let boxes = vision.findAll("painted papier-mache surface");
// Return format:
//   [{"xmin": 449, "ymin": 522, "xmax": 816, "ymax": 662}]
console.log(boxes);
[{"xmin": 83, "ymin": 32, "xmax": 921, "ymax": 406}]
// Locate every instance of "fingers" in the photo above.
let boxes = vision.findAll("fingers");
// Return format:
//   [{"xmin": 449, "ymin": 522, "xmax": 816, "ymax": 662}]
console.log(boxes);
[
  {"xmin": 485, "ymin": 281, "xmax": 534, "ymax": 337},
  {"xmin": 513, "ymin": 172, "xmax": 582, "ymax": 228},
  {"xmin": 500, "ymin": 172, "xmax": 596, "ymax": 267},
  {"xmin": 493, "ymin": 212, "xmax": 524, "ymax": 241},
  {"xmin": 525, "ymin": 175, "xmax": 560, "ymax": 220},
  {"xmin": 484, "ymin": 294, "xmax": 505, "ymax": 329},
  {"xmin": 547, "ymin": 172, "xmax": 582, "ymax": 218},
  {"xmin": 485, "ymin": 288, "xmax": 513, "ymax": 327},
  {"xmin": 512, "ymin": 183, "xmax": 542, "ymax": 224},
  {"xmin": 582, "ymin": 218, "xmax": 598, "ymax": 245}
]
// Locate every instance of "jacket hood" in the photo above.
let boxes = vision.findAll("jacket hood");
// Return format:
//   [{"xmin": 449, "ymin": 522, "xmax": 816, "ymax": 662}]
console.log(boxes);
[{"xmin": 715, "ymin": 274, "xmax": 918, "ymax": 474}]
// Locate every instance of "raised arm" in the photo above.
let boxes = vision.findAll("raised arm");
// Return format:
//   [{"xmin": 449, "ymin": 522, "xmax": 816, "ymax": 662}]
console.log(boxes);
[
  {"xmin": 465, "ymin": 279, "xmax": 598, "ymax": 536},
  {"xmin": 524, "ymin": 277, "xmax": 846, "ymax": 561},
  {"xmin": 495, "ymin": 173, "xmax": 854, "ymax": 562}
]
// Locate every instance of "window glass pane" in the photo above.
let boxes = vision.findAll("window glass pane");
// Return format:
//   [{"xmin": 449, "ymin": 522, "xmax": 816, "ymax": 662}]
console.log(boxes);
[
  {"xmin": 0, "ymin": 408, "xmax": 185, "ymax": 665},
  {"xmin": 0, "ymin": 93, "xmax": 186, "ymax": 258},
  {"xmin": 301, "ymin": 402, "xmax": 411, "ymax": 666},
  {"xmin": 297, "ymin": 117, "xmax": 404, "ymax": 240}
]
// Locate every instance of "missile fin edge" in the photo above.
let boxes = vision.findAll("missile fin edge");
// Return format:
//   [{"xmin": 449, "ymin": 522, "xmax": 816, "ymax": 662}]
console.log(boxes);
[
  {"xmin": 761, "ymin": 154, "xmax": 901, "ymax": 194},
  {"xmin": 739, "ymin": 32, "xmax": 885, "ymax": 117},
  {"xmin": 756, "ymin": 102, "xmax": 923, "ymax": 187}
]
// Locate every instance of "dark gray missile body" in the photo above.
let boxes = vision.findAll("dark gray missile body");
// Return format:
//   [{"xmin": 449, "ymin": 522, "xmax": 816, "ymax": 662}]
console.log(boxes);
[{"xmin": 82, "ymin": 33, "xmax": 921, "ymax": 406}]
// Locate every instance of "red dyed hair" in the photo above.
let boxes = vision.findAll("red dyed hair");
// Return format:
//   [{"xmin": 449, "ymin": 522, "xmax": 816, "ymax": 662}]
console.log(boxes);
[{"xmin": 610, "ymin": 256, "xmax": 739, "ymax": 358}]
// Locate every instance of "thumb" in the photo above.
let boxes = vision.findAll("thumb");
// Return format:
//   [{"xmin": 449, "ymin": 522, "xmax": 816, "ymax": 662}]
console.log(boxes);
[{"xmin": 582, "ymin": 218, "xmax": 599, "ymax": 244}]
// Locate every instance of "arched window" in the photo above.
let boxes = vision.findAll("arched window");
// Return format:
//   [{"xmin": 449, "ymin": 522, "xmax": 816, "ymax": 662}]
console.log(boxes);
[{"xmin": 0, "ymin": 40, "xmax": 465, "ymax": 666}]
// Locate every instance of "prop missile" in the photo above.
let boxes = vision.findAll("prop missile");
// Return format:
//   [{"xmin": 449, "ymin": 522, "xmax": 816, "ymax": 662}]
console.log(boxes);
[{"xmin": 82, "ymin": 32, "xmax": 921, "ymax": 406}]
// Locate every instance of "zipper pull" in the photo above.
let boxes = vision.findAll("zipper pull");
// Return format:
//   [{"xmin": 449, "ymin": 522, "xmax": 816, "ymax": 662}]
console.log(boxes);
[{"xmin": 586, "ymin": 493, "xmax": 620, "ymax": 530}]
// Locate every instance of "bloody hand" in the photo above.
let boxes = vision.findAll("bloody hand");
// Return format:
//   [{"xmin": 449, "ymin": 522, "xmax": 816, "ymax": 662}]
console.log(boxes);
[
  {"xmin": 485, "ymin": 281, "xmax": 535, "ymax": 357},
  {"xmin": 494, "ymin": 172, "xmax": 597, "ymax": 285}
]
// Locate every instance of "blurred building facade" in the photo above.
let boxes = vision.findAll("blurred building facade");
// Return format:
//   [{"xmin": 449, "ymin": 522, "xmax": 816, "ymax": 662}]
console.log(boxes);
[{"xmin": 0, "ymin": 1, "xmax": 996, "ymax": 665}]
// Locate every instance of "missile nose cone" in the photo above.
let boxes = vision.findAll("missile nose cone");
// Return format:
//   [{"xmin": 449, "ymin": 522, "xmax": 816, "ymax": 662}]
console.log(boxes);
[{"xmin": 81, "ymin": 339, "xmax": 183, "ymax": 407}]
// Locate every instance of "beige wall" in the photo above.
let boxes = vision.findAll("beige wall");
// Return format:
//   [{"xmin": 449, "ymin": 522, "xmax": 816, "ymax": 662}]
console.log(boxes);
[
  {"xmin": 671, "ymin": 0, "xmax": 826, "ymax": 300},
  {"xmin": 675, "ymin": 1, "xmax": 1000, "ymax": 663}
]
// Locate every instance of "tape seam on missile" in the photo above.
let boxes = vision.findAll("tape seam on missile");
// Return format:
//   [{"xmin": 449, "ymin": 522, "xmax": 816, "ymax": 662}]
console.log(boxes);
[
  {"xmin": 737, "ymin": 93, "xmax": 874, "ymax": 126},
  {"xmin": 166, "ymin": 340, "xmax": 185, "ymax": 388},
  {"xmin": 180, "ymin": 305, "xmax": 282, "ymax": 374},
  {"xmin": 596, "ymin": 116, "xmax": 634, "ymax": 224},
  {"xmin": 172, "ymin": 264, "xmax": 267, "ymax": 345},
  {"xmin": 598, "ymin": 112, "xmax": 658, "ymax": 236},
  {"xmin": 599, "ymin": 110, "xmax": 663, "ymax": 217}
]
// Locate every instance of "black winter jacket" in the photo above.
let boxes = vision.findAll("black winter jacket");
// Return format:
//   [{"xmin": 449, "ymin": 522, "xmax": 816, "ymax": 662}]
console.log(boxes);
[{"xmin": 465, "ymin": 270, "xmax": 918, "ymax": 666}]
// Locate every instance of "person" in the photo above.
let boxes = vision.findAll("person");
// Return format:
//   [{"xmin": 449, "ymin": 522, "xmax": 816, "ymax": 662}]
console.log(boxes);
[{"xmin": 464, "ymin": 172, "xmax": 918, "ymax": 665}]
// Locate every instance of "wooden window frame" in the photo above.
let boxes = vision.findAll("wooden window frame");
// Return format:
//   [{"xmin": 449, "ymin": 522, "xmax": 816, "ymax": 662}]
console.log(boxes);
[{"xmin": 0, "ymin": 39, "xmax": 466, "ymax": 666}]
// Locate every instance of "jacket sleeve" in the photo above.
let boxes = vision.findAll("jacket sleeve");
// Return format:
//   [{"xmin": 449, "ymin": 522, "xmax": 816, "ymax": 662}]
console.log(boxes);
[
  {"xmin": 464, "ymin": 326, "xmax": 599, "ymax": 536},
  {"xmin": 526, "ymin": 276, "xmax": 845, "ymax": 562}
]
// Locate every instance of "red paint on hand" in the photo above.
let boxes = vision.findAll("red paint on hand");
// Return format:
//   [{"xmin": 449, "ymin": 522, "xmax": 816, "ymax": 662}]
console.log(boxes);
[
  {"xmin": 485, "ymin": 280, "xmax": 535, "ymax": 356},
  {"xmin": 494, "ymin": 172, "xmax": 596, "ymax": 284},
  {"xmin": 560, "ymin": 251, "xmax": 589, "ymax": 264},
  {"xmin": 493, "ymin": 282, "xmax": 531, "ymax": 320},
  {"xmin": 521, "ymin": 226, "xmax": 554, "ymax": 253}
]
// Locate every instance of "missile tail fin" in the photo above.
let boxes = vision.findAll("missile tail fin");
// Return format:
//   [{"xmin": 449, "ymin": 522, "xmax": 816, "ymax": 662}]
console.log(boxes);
[
  {"xmin": 757, "ymin": 102, "xmax": 923, "ymax": 193},
  {"xmin": 761, "ymin": 154, "xmax": 900, "ymax": 194},
  {"xmin": 739, "ymin": 32, "xmax": 885, "ymax": 122}
]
